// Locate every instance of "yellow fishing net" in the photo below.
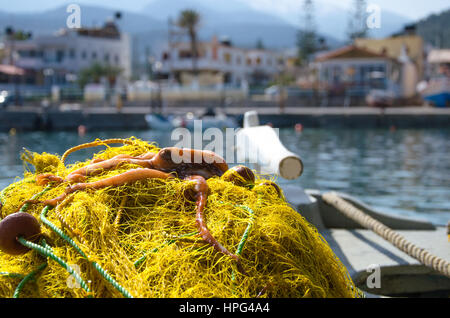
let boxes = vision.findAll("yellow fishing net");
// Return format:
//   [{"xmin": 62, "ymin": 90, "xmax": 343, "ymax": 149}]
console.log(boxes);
[{"xmin": 0, "ymin": 137, "xmax": 360, "ymax": 298}]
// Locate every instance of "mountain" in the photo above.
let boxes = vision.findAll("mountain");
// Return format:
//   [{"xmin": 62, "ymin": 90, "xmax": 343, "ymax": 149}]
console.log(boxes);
[
  {"xmin": 416, "ymin": 8, "xmax": 450, "ymax": 48},
  {"xmin": 140, "ymin": 0, "xmax": 317, "ymax": 49},
  {"xmin": 142, "ymin": 0, "xmax": 289, "ymax": 25},
  {"xmin": 0, "ymin": 2, "xmax": 339, "ymax": 59},
  {"xmin": 0, "ymin": 1, "xmax": 415, "ymax": 48},
  {"xmin": 139, "ymin": 0, "xmax": 342, "ymax": 52},
  {"xmin": 0, "ymin": 4, "xmax": 163, "ymax": 36},
  {"xmin": 250, "ymin": 0, "xmax": 413, "ymax": 41}
]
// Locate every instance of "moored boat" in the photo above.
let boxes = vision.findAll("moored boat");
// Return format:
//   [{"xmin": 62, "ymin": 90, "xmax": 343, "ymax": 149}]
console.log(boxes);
[{"xmin": 239, "ymin": 111, "xmax": 450, "ymax": 297}]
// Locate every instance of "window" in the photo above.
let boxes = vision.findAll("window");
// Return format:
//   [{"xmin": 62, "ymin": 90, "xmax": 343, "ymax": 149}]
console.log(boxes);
[
  {"xmin": 246, "ymin": 58, "xmax": 252, "ymax": 66},
  {"xmin": 223, "ymin": 52, "xmax": 231, "ymax": 64},
  {"xmin": 81, "ymin": 51, "xmax": 87, "ymax": 60},
  {"xmin": 114, "ymin": 55, "xmax": 120, "ymax": 65},
  {"xmin": 92, "ymin": 51, "xmax": 97, "ymax": 60},
  {"xmin": 179, "ymin": 50, "xmax": 192, "ymax": 59},
  {"xmin": 104, "ymin": 53, "xmax": 110, "ymax": 63},
  {"xmin": 224, "ymin": 72, "xmax": 232, "ymax": 84},
  {"xmin": 332, "ymin": 65, "xmax": 342, "ymax": 84},
  {"xmin": 69, "ymin": 49, "xmax": 76, "ymax": 59},
  {"xmin": 256, "ymin": 57, "xmax": 261, "ymax": 65},
  {"xmin": 56, "ymin": 50, "xmax": 65, "ymax": 63}
]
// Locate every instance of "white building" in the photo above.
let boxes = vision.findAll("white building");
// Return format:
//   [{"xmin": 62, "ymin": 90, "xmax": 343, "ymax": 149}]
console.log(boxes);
[
  {"xmin": 159, "ymin": 36, "xmax": 286, "ymax": 87},
  {"xmin": 2, "ymin": 21, "xmax": 131, "ymax": 87}
]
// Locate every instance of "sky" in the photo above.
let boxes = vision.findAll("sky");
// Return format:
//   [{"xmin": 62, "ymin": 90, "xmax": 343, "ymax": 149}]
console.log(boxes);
[
  {"xmin": 0, "ymin": 0, "xmax": 448, "ymax": 21},
  {"xmin": 244, "ymin": 0, "xmax": 450, "ymax": 20}
]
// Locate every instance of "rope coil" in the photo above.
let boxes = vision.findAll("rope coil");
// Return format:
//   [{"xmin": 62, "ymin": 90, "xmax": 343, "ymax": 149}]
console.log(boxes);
[
  {"xmin": 61, "ymin": 138, "xmax": 139, "ymax": 164},
  {"xmin": 322, "ymin": 192, "xmax": 450, "ymax": 278}
]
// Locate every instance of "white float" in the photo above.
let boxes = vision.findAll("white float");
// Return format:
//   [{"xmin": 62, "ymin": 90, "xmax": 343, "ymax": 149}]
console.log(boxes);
[{"xmin": 236, "ymin": 111, "xmax": 303, "ymax": 180}]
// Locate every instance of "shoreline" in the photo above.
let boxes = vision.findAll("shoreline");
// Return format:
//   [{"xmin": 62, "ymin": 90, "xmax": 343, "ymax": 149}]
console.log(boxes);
[{"xmin": 0, "ymin": 106, "xmax": 449, "ymax": 132}]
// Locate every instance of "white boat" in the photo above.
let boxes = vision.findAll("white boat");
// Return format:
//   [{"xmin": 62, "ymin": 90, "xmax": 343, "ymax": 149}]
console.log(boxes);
[
  {"xmin": 239, "ymin": 110, "xmax": 450, "ymax": 298},
  {"xmin": 146, "ymin": 108, "xmax": 238, "ymax": 131},
  {"xmin": 418, "ymin": 76, "xmax": 450, "ymax": 107},
  {"xmin": 145, "ymin": 113, "xmax": 174, "ymax": 131}
]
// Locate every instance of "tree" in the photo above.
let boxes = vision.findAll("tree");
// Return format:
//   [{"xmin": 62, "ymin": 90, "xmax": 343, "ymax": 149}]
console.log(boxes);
[
  {"xmin": 347, "ymin": 0, "xmax": 368, "ymax": 42},
  {"xmin": 271, "ymin": 72, "xmax": 295, "ymax": 113},
  {"xmin": 77, "ymin": 63, "xmax": 122, "ymax": 88},
  {"xmin": 416, "ymin": 9, "xmax": 450, "ymax": 49},
  {"xmin": 255, "ymin": 38, "xmax": 265, "ymax": 50},
  {"xmin": 297, "ymin": 0, "xmax": 317, "ymax": 64},
  {"xmin": 177, "ymin": 9, "xmax": 201, "ymax": 76}
]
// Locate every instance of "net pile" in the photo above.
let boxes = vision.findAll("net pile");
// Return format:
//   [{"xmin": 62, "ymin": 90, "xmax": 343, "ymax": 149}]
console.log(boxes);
[{"xmin": 0, "ymin": 137, "xmax": 360, "ymax": 298}]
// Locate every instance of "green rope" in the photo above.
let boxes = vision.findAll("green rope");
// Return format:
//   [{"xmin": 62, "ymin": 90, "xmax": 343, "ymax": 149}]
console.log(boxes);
[
  {"xmin": 40, "ymin": 205, "xmax": 87, "ymax": 257},
  {"xmin": 19, "ymin": 184, "xmax": 52, "ymax": 213},
  {"xmin": 217, "ymin": 201, "xmax": 255, "ymax": 259},
  {"xmin": 40, "ymin": 205, "xmax": 133, "ymax": 298},
  {"xmin": 134, "ymin": 231, "xmax": 199, "ymax": 268},
  {"xmin": 90, "ymin": 262, "xmax": 133, "ymax": 298},
  {"xmin": 17, "ymin": 237, "xmax": 91, "ymax": 293},
  {"xmin": 0, "ymin": 272, "xmax": 25, "ymax": 279},
  {"xmin": 234, "ymin": 205, "xmax": 255, "ymax": 257},
  {"xmin": 13, "ymin": 263, "xmax": 47, "ymax": 298},
  {"xmin": 231, "ymin": 204, "xmax": 255, "ymax": 284}
]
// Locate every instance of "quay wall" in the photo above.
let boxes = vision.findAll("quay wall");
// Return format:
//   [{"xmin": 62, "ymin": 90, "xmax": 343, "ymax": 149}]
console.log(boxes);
[
  {"xmin": 0, "ymin": 107, "xmax": 449, "ymax": 132},
  {"xmin": 0, "ymin": 110, "xmax": 149, "ymax": 132},
  {"xmin": 250, "ymin": 113, "xmax": 450, "ymax": 129}
]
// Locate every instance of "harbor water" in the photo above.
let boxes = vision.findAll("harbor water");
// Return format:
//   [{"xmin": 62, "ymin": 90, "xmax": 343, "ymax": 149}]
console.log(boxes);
[{"xmin": 0, "ymin": 127, "xmax": 448, "ymax": 226}]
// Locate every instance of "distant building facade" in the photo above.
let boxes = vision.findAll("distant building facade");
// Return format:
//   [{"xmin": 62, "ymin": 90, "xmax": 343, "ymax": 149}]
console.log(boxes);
[
  {"xmin": 1, "ymin": 21, "xmax": 131, "ymax": 87},
  {"xmin": 354, "ymin": 34, "xmax": 424, "ymax": 80},
  {"xmin": 314, "ymin": 45, "xmax": 398, "ymax": 92},
  {"xmin": 158, "ymin": 36, "xmax": 286, "ymax": 87},
  {"xmin": 426, "ymin": 49, "xmax": 450, "ymax": 78}
]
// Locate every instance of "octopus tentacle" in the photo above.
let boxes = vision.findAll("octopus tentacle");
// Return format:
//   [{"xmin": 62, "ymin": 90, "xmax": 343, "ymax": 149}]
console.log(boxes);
[
  {"xmin": 66, "ymin": 157, "xmax": 153, "ymax": 183},
  {"xmin": 24, "ymin": 146, "xmax": 249, "ymax": 271},
  {"xmin": 27, "ymin": 168, "xmax": 173, "ymax": 207},
  {"xmin": 186, "ymin": 175, "xmax": 241, "ymax": 264},
  {"xmin": 36, "ymin": 174, "xmax": 64, "ymax": 186}
]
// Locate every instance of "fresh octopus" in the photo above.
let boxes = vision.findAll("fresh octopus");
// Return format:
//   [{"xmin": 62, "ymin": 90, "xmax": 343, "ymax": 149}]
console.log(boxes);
[{"xmin": 0, "ymin": 147, "xmax": 280, "ymax": 274}]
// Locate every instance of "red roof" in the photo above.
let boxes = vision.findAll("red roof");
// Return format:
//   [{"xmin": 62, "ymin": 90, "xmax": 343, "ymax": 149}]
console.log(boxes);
[
  {"xmin": 0, "ymin": 64, "xmax": 25, "ymax": 76},
  {"xmin": 315, "ymin": 45, "xmax": 390, "ymax": 62}
]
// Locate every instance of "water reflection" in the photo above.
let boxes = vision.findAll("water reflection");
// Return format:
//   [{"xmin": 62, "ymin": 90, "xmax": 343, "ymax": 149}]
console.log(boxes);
[
  {"xmin": 278, "ymin": 128, "xmax": 450, "ymax": 225},
  {"xmin": 0, "ymin": 128, "xmax": 448, "ymax": 225}
]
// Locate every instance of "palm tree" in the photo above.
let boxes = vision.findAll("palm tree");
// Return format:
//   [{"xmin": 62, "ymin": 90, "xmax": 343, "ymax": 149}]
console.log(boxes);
[{"xmin": 177, "ymin": 9, "xmax": 200, "ymax": 77}]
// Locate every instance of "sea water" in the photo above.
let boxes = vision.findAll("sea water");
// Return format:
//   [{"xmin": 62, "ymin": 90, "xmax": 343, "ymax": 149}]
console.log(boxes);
[{"xmin": 0, "ymin": 128, "xmax": 448, "ymax": 226}]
